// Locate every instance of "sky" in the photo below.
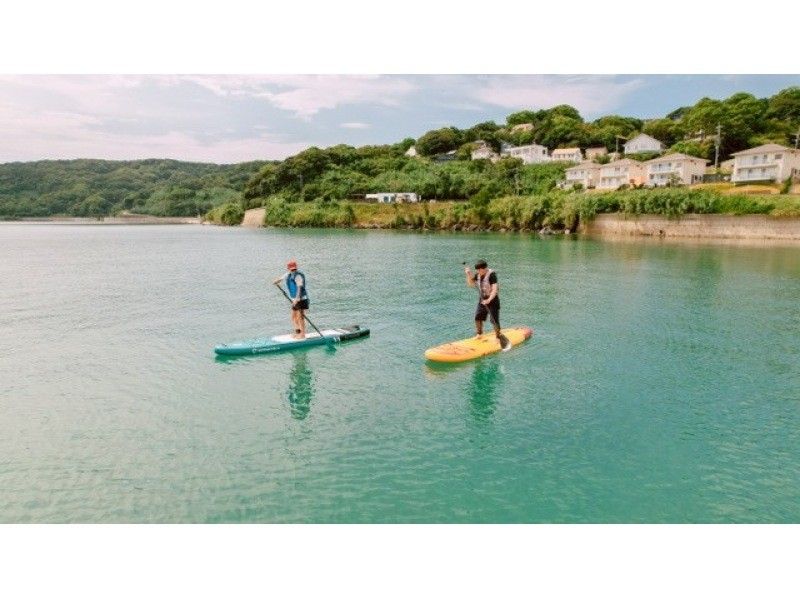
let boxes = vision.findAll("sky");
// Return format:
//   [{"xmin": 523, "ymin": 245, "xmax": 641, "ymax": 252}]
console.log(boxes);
[{"xmin": 1, "ymin": 74, "xmax": 798, "ymax": 164}]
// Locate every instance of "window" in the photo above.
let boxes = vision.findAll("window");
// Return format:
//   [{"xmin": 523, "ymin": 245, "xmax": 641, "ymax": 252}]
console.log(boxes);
[{"xmin": 775, "ymin": 154, "xmax": 782, "ymax": 160}]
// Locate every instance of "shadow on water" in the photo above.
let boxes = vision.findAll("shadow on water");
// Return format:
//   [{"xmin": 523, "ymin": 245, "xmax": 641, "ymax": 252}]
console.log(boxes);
[
  {"xmin": 287, "ymin": 351, "xmax": 315, "ymax": 420},
  {"xmin": 469, "ymin": 360, "xmax": 502, "ymax": 422}
]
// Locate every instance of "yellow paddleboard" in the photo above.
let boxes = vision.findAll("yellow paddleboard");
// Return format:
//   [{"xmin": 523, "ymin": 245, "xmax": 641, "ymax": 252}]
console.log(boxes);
[{"xmin": 424, "ymin": 327, "xmax": 533, "ymax": 363}]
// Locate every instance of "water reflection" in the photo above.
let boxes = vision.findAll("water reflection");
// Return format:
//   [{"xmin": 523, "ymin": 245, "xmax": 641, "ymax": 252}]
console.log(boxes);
[
  {"xmin": 469, "ymin": 360, "xmax": 502, "ymax": 422},
  {"xmin": 287, "ymin": 352, "xmax": 315, "ymax": 420}
]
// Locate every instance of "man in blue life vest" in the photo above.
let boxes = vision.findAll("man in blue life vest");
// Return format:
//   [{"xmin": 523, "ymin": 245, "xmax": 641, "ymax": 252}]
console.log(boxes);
[
  {"xmin": 273, "ymin": 260, "xmax": 309, "ymax": 339},
  {"xmin": 465, "ymin": 259, "xmax": 502, "ymax": 339}
]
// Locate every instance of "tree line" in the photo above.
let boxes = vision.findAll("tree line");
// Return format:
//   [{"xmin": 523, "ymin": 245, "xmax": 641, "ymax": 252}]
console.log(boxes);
[{"xmin": 0, "ymin": 159, "xmax": 268, "ymax": 219}]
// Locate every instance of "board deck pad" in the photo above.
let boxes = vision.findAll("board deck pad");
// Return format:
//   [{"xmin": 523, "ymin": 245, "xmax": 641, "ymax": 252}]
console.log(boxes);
[
  {"xmin": 424, "ymin": 326, "xmax": 533, "ymax": 363},
  {"xmin": 215, "ymin": 325, "xmax": 369, "ymax": 356}
]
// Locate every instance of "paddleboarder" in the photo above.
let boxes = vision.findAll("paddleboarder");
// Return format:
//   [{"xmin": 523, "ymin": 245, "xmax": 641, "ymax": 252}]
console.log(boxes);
[
  {"xmin": 273, "ymin": 260, "xmax": 309, "ymax": 339},
  {"xmin": 465, "ymin": 259, "xmax": 504, "ymax": 342}
]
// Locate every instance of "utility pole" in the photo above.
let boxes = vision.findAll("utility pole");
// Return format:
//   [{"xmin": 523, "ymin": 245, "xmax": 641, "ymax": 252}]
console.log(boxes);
[
  {"xmin": 795, "ymin": 126, "xmax": 800, "ymax": 150},
  {"xmin": 714, "ymin": 123, "xmax": 722, "ymax": 170}
]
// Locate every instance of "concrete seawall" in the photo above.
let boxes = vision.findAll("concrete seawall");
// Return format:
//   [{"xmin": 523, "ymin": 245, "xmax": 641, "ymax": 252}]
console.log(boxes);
[
  {"xmin": 583, "ymin": 214, "xmax": 800, "ymax": 241},
  {"xmin": 242, "ymin": 208, "xmax": 265, "ymax": 227}
]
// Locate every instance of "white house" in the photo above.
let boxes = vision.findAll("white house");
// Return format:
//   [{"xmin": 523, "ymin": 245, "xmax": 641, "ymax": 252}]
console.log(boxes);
[
  {"xmin": 365, "ymin": 192, "xmax": 419, "ymax": 203},
  {"xmin": 597, "ymin": 159, "xmax": 647, "ymax": 190},
  {"xmin": 730, "ymin": 144, "xmax": 800, "ymax": 183},
  {"xmin": 404, "ymin": 145, "xmax": 418, "ymax": 158},
  {"xmin": 551, "ymin": 148, "xmax": 583, "ymax": 163},
  {"xmin": 645, "ymin": 153, "xmax": 709, "ymax": 186},
  {"xmin": 470, "ymin": 140, "xmax": 498, "ymax": 161},
  {"xmin": 624, "ymin": 133, "xmax": 664, "ymax": 155},
  {"xmin": 561, "ymin": 162, "xmax": 601, "ymax": 189},
  {"xmin": 501, "ymin": 143, "xmax": 550, "ymax": 164}
]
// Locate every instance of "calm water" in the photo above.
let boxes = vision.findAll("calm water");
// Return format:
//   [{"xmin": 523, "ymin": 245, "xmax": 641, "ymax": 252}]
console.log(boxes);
[{"xmin": 1, "ymin": 224, "xmax": 799, "ymax": 523}]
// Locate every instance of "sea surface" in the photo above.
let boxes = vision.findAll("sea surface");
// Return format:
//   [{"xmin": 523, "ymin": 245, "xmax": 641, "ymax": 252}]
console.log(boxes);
[{"xmin": 1, "ymin": 224, "xmax": 799, "ymax": 522}]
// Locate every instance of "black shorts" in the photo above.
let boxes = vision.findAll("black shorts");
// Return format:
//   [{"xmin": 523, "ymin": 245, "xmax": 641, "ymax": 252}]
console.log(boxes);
[
  {"xmin": 292, "ymin": 299, "xmax": 309, "ymax": 311},
  {"xmin": 475, "ymin": 298, "xmax": 500, "ymax": 324}
]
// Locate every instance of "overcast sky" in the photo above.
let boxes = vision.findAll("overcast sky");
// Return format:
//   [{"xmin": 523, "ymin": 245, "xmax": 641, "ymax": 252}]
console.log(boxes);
[{"xmin": 1, "ymin": 74, "xmax": 798, "ymax": 164}]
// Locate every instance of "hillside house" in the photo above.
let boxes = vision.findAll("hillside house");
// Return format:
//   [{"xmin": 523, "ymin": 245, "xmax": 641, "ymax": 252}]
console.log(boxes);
[
  {"xmin": 597, "ymin": 159, "xmax": 647, "ymax": 189},
  {"xmin": 471, "ymin": 140, "xmax": 499, "ymax": 161},
  {"xmin": 561, "ymin": 162, "xmax": 601, "ymax": 189},
  {"xmin": 624, "ymin": 133, "xmax": 664, "ymax": 155},
  {"xmin": 645, "ymin": 153, "xmax": 709, "ymax": 186},
  {"xmin": 551, "ymin": 148, "xmax": 583, "ymax": 163},
  {"xmin": 500, "ymin": 143, "xmax": 550, "ymax": 164},
  {"xmin": 730, "ymin": 144, "xmax": 800, "ymax": 183}
]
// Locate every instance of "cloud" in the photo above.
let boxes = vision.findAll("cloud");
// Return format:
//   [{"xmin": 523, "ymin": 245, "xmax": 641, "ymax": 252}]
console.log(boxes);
[
  {"xmin": 0, "ymin": 77, "xmax": 310, "ymax": 162},
  {"xmin": 181, "ymin": 75, "xmax": 417, "ymax": 118},
  {"xmin": 466, "ymin": 75, "xmax": 645, "ymax": 116},
  {"xmin": 340, "ymin": 122, "xmax": 370, "ymax": 129}
]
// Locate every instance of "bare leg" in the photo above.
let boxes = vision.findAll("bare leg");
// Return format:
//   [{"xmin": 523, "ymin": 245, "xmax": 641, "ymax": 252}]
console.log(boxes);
[
  {"xmin": 298, "ymin": 310, "xmax": 307, "ymax": 338},
  {"xmin": 475, "ymin": 320, "xmax": 483, "ymax": 336},
  {"xmin": 291, "ymin": 310, "xmax": 301, "ymax": 338}
]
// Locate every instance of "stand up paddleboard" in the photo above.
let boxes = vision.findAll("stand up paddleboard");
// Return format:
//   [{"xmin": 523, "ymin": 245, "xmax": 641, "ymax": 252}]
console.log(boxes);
[
  {"xmin": 424, "ymin": 326, "xmax": 533, "ymax": 363},
  {"xmin": 215, "ymin": 325, "xmax": 369, "ymax": 356}
]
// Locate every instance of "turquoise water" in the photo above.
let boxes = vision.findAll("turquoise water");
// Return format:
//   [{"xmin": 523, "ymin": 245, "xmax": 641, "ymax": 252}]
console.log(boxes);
[{"xmin": 1, "ymin": 224, "xmax": 799, "ymax": 523}]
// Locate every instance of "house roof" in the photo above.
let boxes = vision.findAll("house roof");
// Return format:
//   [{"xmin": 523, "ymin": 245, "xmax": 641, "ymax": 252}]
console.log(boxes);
[
  {"xmin": 600, "ymin": 159, "xmax": 645, "ymax": 168},
  {"xmin": 731, "ymin": 143, "xmax": 794, "ymax": 156},
  {"xmin": 585, "ymin": 147, "xmax": 608, "ymax": 152},
  {"xmin": 566, "ymin": 161, "xmax": 601, "ymax": 172},
  {"xmin": 624, "ymin": 133, "xmax": 664, "ymax": 147},
  {"xmin": 646, "ymin": 152, "xmax": 709, "ymax": 164}
]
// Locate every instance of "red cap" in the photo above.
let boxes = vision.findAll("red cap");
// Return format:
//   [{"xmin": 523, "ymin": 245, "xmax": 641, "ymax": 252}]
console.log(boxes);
[{"xmin": 287, "ymin": 260, "xmax": 298, "ymax": 270}]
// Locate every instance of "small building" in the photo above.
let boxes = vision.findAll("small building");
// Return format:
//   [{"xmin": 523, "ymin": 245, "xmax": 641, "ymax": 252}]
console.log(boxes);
[
  {"xmin": 624, "ymin": 133, "xmax": 664, "ymax": 155},
  {"xmin": 434, "ymin": 150, "xmax": 458, "ymax": 162},
  {"xmin": 404, "ymin": 145, "xmax": 418, "ymax": 158},
  {"xmin": 551, "ymin": 147, "xmax": 583, "ymax": 163},
  {"xmin": 470, "ymin": 140, "xmax": 499, "ymax": 161},
  {"xmin": 597, "ymin": 159, "xmax": 647, "ymax": 190},
  {"xmin": 500, "ymin": 143, "xmax": 550, "ymax": 164},
  {"xmin": 645, "ymin": 153, "xmax": 709, "ymax": 186},
  {"xmin": 730, "ymin": 143, "xmax": 800, "ymax": 183},
  {"xmin": 719, "ymin": 158, "xmax": 735, "ymax": 172},
  {"xmin": 365, "ymin": 192, "xmax": 419, "ymax": 204},
  {"xmin": 561, "ymin": 162, "xmax": 601, "ymax": 189},
  {"xmin": 510, "ymin": 123, "xmax": 534, "ymax": 133},
  {"xmin": 585, "ymin": 147, "xmax": 608, "ymax": 161}
]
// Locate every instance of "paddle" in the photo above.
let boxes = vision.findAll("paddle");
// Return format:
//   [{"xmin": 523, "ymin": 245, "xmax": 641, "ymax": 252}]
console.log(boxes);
[
  {"xmin": 273, "ymin": 282, "xmax": 336, "ymax": 351},
  {"xmin": 463, "ymin": 262, "xmax": 511, "ymax": 351}
]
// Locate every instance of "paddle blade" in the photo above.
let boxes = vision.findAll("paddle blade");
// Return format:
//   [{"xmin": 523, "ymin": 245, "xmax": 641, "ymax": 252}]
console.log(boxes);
[{"xmin": 499, "ymin": 334, "xmax": 511, "ymax": 352}]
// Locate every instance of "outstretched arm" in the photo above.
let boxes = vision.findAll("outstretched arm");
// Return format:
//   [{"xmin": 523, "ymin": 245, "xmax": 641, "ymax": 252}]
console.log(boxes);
[
  {"xmin": 272, "ymin": 272, "xmax": 287, "ymax": 286},
  {"xmin": 465, "ymin": 266, "xmax": 475, "ymax": 287}
]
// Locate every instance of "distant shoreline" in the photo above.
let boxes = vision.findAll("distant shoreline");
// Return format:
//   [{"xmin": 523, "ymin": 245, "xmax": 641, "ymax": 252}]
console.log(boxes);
[{"xmin": 1, "ymin": 215, "xmax": 203, "ymax": 225}]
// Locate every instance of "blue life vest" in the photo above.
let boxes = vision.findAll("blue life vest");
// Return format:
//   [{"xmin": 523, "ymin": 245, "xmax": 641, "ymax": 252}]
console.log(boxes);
[{"xmin": 286, "ymin": 270, "xmax": 308, "ymax": 300}]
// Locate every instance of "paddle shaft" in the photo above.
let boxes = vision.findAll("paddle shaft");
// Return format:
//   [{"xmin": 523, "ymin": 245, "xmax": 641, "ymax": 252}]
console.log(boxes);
[{"xmin": 274, "ymin": 283, "xmax": 327, "ymax": 339}]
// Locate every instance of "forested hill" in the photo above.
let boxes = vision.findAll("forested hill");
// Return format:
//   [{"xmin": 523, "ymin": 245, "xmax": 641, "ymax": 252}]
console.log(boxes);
[{"xmin": 0, "ymin": 159, "xmax": 269, "ymax": 218}]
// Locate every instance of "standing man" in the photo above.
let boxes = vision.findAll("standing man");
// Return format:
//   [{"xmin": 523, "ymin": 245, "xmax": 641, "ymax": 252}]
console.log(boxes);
[
  {"xmin": 465, "ymin": 259, "xmax": 504, "ymax": 343},
  {"xmin": 273, "ymin": 260, "xmax": 309, "ymax": 339}
]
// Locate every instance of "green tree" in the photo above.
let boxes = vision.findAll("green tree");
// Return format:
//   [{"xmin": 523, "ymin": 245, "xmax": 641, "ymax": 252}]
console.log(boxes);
[{"xmin": 416, "ymin": 127, "xmax": 464, "ymax": 156}]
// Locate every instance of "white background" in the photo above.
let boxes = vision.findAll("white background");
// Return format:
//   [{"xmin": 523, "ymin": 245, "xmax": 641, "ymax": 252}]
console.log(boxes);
[{"xmin": 2, "ymin": 1, "xmax": 798, "ymax": 596}]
